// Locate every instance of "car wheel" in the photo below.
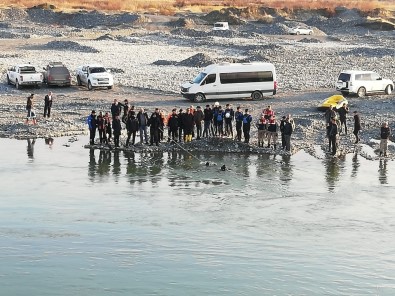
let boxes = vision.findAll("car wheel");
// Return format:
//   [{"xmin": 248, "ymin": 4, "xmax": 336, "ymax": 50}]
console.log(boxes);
[
  {"xmin": 77, "ymin": 76, "xmax": 82, "ymax": 86},
  {"xmin": 296, "ymin": 31, "xmax": 300, "ymax": 35},
  {"xmin": 194, "ymin": 93, "xmax": 205, "ymax": 102},
  {"xmin": 341, "ymin": 91, "xmax": 349, "ymax": 97},
  {"xmin": 88, "ymin": 81, "xmax": 93, "ymax": 91},
  {"xmin": 251, "ymin": 91, "xmax": 263, "ymax": 100},
  {"xmin": 357, "ymin": 87, "xmax": 366, "ymax": 97},
  {"xmin": 107, "ymin": 85, "xmax": 113, "ymax": 90},
  {"xmin": 15, "ymin": 79, "xmax": 20, "ymax": 89},
  {"xmin": 385, "ymin": 85, "xmax": 392, "ymax": 95},
  {"xmin": 309, "ymin": 31, "xmax": 313, "ymax": 35}
]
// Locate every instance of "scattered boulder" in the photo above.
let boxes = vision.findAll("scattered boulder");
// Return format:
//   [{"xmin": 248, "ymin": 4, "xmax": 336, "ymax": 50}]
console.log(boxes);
[
  {"xmin": 43, "ymin": 40, "xmax": 99, "ymax": 53},
  {"xmin": 298, "ymin": 37, "xmax": 323, "ymax": 43},
  {"xmin": 95, "ymin": 33, "xmax": 117, "ymax": 41},
  {"xmin": 176, "ymin": 53, "xmax": 216, "ymax": 67},
  {"xmin": 168, "ymin": 17, "xmax": 195, "ymax": 28}
]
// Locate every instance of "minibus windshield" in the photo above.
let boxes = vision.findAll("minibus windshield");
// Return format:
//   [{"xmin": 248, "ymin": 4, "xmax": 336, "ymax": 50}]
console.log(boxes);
[{"xmin": 192, "ymin": 72, "xmax": 207, "ymax": 84}]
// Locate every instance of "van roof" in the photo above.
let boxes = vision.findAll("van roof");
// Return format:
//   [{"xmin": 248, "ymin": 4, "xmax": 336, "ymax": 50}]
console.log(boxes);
[
  {"xmin": 204, "ymin": 62, "xmax": 275, "ymax": 73},
  {"xmin": 340, "ymin": 70, "xmax": 376, "ymax": 74}
]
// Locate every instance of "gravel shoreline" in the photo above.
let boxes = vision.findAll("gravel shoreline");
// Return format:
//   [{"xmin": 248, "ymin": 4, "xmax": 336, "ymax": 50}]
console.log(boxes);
[{"xmin": 0, "ymin": 7, "xmax": 394, "ymax": 159}]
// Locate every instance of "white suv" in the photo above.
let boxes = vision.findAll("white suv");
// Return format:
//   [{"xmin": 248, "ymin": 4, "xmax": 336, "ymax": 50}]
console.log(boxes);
[{"xmin": 336, "ymin": 70, "xmax": 394, "ymax": 97}]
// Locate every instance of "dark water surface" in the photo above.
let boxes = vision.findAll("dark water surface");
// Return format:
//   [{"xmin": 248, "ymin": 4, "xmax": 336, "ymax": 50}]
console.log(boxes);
[{"xmin": 1, "ymin": 136, "xmax": 394, "ymax": 295}]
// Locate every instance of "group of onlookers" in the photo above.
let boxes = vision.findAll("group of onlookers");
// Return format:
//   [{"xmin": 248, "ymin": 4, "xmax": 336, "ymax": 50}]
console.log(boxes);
[
  {"xmin": 87, "ymin": 100, "xmax": 295, "ymax": 151},
  {"xmin": 325, "ymin": 103, "xmax": 391, "ymax": 156}
]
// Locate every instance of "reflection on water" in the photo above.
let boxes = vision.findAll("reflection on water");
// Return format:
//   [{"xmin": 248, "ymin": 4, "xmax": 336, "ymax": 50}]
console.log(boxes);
[
  {"xmin": 379, "ymin": 159, "xmax": 388, "ymax": 184},
  {"xmin": 351, "ymin": 152, "xmax": 360, "ymax": 178},
  {"xmin": 45, "ymin": 137, "xmax": 54, "ymax": 148},
  {"xmin": 26, "ymin": 138, "xmax": 35, "ymax": 159}
]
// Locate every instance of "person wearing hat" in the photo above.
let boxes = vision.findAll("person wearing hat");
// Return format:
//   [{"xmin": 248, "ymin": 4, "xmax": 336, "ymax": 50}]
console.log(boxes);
[
  {"xmin": 87, "ymin": 110, "xmax": 97, "ymax": 145},
  {"xmin": 193, "ymin": 106, "xmax": 204, "ymax": 140},
  {"xmin": 242, "ymin": 109, "xmax": 252, "ymax": 143},
  {"xmin": 167, "ymin": 108, "xmax": 179, "ymax": 142}
]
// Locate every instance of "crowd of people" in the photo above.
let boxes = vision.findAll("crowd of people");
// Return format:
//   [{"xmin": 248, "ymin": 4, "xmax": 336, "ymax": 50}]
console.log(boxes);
[{"xmin": 87, "ymin": 100, "xmax": 295, "ymax": 151}]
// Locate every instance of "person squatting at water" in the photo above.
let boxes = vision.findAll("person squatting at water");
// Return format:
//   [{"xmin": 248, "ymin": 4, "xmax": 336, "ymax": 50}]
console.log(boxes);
[{"xmin": 380, "ymin": 122, "xmax": 391, "ymax": 157}]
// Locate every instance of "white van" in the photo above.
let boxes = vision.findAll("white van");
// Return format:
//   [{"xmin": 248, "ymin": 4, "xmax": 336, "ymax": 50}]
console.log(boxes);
[
  {"xmin": 213, "ymin": 22, "xmax": 229, "ymax": 31},
  {"xmin": 336, "ymin": 70, "xmax": 394, "ymax": 97},
  {"xmin": 180, "ymin": 62, "xmax": 277, "ymax": 102}
]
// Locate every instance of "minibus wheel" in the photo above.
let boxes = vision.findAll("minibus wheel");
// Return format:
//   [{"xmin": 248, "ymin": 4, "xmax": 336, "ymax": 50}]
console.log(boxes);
[
  {"xmin": 251, "ymin": 91, "xmax": 263, "ymax": 100},
  {"xmin": 194, "ymin": 93, "xmax": 206, "ymax": 102}
]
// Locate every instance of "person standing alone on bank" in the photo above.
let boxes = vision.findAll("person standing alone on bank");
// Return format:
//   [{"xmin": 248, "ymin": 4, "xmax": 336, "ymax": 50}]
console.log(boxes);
[
  {"xmin": 353, "ymin": 111, "xmax": 361, "ymax": 143},
  {"xmin": 44, "ymin": 91, "xmax": 53, "ymax": 118},
  {"xmin": 380, "ymin": 122, "xmax": 391, "ymax": 157}
]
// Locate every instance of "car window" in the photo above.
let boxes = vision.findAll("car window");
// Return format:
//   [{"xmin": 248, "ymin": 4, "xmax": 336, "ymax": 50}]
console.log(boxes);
[
  {"xmin": 202, "ymin": 74, "xmax": 216, "ymax": 85},
  {"xmin": 371, "ymin": 72, "xmax": 380, "ymax": 80},
  {"xmin": 50, "ymin": 67, "xmax": 69, "ymax": 75},
  {"xmin": 338, "ymin": 73, "xmax": 351, "ymax": 82},
  {"xmin": 90, "ymin": 67, "xmax": 106, "ymax": 73}
]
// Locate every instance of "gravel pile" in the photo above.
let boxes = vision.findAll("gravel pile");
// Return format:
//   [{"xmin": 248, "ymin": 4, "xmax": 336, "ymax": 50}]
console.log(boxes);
[
  {"xmin": 176, "ymin": 53, "xmax": 218, "ymax": 67},
  {"xmin": 0, "ymin": 8, "xmax": 28, "ymax": 21},
  {"xmin": 0, "ymin": 30, "xmax": 30, "ymax": 39},
  {"xmin": 298, "ymin": 38, "xmax": 323, "ymax": 43},
  {"xmin": 43, "ymin": 41, "xmax": 99, "ymax": 53}
]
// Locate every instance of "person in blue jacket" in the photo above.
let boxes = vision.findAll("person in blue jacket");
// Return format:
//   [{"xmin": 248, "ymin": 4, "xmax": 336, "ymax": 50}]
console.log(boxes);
[
  {"xmin": 87, "ymin": 110, "xmax": 97, "ymax": 145},
  {"xmin": 242, "ymin": 109, "xmax": 252, "ymax": 143}
]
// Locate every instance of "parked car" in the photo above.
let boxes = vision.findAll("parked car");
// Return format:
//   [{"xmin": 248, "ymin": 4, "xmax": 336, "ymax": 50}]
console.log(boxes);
[
  {"xmin": 213, "ymin": 22, "xmax": 229, "ymax": 31},
  {"xmin": 288, "ymin": 27, "xmax": 313, "ymax": 35},
  {"xmin": 336, "ymin": 70, "xmax": 394, "ymax": 97},
  {"xmin": 317, "ymin": 94, "xmax": 348, "ymax": 111},
  {"xmin": 6, "ymin": 64, "xmax": 43, "ymax": 89},
  {"xmin": 76, "ymin": 64, "xmax": 114, "ymax": 90},
  {"xmin": 43, "ymin": 62, "xmax": 71, "ymax": 87}
]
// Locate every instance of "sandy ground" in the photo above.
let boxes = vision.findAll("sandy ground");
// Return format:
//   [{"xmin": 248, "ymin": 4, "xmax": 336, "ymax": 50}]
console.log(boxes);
[{"xmin": 0, "ymin": 8, "xmax": 394, "ymax": 159}]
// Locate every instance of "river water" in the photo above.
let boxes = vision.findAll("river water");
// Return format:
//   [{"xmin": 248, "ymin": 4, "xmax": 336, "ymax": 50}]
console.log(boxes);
[{"xmin": 1, "ymin": 136, "xmax": 394, "ymax": 295}]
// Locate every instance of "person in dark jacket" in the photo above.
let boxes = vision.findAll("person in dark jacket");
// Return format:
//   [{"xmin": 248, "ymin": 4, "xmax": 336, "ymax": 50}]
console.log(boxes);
[
  {"xmin": 119, "ymin": 99, "xmax": 129, "ymax": 123},
  {"xmin": 279, "ymin": 116, "xmax": 286, "ymax": 149},
  {"xmin": 193, "ymin": 106, "xmax": 204, "ymax": 139},
  {"xmin": 183, "ymin": 108, "xmax": 195, "ymax": 142},
  {"xmin": 267, "ymin": 115, "xmax": 278, "ymax": 149},
  {"xmin": 104, "ymin": 112, "xmax": 112, "ymax": 144},
  {"xmin": 283, "ymin": 117, "xmax": 294, "ymax": 152},
  {"xmin": 167, "ymin": 109, "xmax": 179, "ymax": 142},
  {"xmin": 87, "ymin": 110, "xmax": 97, "ymax": 145},
  {"xmin": 137, "ymin": 108, "xmax": 149, "ymax": 144},
  {"xmin": 125, "ymin": 111, "xmax": 139, "ymax": 146},
  {"xmin": 337, "ymin": 102, "xmax": 349, "ymax": 134},
  {"xmin": 178, "ymin": 109, "xmax": 184, "ymax": 142},
  {"xmin": 97, "ymin": 111, "xmax": 105, "ymax": 144},
  {"xmin": 43, "ymin": 91, "xmax": 53, "ymax": 118},
  {"xmin": 242, "ymin": 109, "xmax": 252, "ymax": 143},
  {"xmin": 149, "ymin": 108, "xmax": 161, "ymax": 146},
  {"xmin": 212, "ymin": 102, "xmax": 220, "ymax": 136},
  {"xmin": 203, "ymin": 105, "xmax": 213, "ymax": 138},
  {"xmin": 215, "ymin": 106, "xmax": 224, "ymax": 137},
  {"xmin": 112, "ymin": 115, "xmax": 122, "ymax": 148},
  {"xmin": 110, "ymin": 99, "xmax": 122, "ymax": 119},
  {"xmin": 353, "ymin": 111, "xmax": 361, "ymax": 143},
  {"xmin": 234, "ymin": 106, "xmax": 243, "ymax": 141},
  {"xmin": 224, "ymin": 103, "xmax": 234, "ymax": 138},
  {"xmin": 329, "ymin": 117, "xmax": 339, "ymax": 155},
  {"xmin": 380, "ymin": 122, "xmax": 391, "ymax": 157}
]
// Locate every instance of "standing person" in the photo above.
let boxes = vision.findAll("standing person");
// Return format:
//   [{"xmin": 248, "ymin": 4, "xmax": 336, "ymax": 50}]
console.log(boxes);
[
  {"xmin": 224, "ymin": 103, "xmax": 234, "ymax": 138},
  {"xmin": 137, "ymin": 108, "xmax": 149, "ymax": 144},
  {"xmin": 256, "ymin": 115, "xmax": 267, "ymax": 147},
  {"xmin": 325, "ymin": 105, "xmax": 336, "ymax": 125},
  {"xmin": 193, "ymin": 106, "xmax": 204, "ymax": 140},
  {"xmin": 178, "ymin": 109, "xmax": 184, "ymax": 142},
  {"xmin": 283, "ymin": 117, "xmax": 294, "ymax": 152},
  {"xmin": 267, "ymin": 115, "xmax": 278, "ymax": 149},
  {"xmin": 263, "ymin": 105, "xmax": 274, "ymax": 120},
  {"xmin": 183, "ymin": 108, "xmax": 195, "ymax": 142},
  {"xmin": 25, "ymin": 93, "xmax": 37, "ymax": 125},
  {"xmin": 110, "ymin": 99, "xmax": 122, "ymax": 120},
  {"xmin": 159, "ymin": 109, "xmax": 166, "ymax": 142},
  {"xmin": 43, "ymin": 91, "xmax": 53, "ymax": 118},
  {"xmin": 216, "ymin": 106, "xmax": 224, "ymax": 137},
  {"xmin": 329, "ymin": 117, "xmax": 339, "ymax": 156},
  {"xmin": 87, "ymin": 110, "xmax": 97, "ymax": 145},
  {"xmin": 212, "ymin": 102, "xmax": 220, "ymax": 136},
  {"xmin": 167, "ymin": 108, "xmax": 179, "ymax": 142},
  {"xmin": 104, "ymin": 112, "xmax": 112, "ymax": 143},
  {"xmin": 235, "ymin": 106, "xmax": 243, "ymax": 141},
  {"xmin": 97, "ymin": 111, "xmax": 105, "ymax": 144},
  {"xmin": 337, "ymin": 102, "xmax": 349, "ymax": 134},
  {"xmin": 280, "ymin": 116, "xmax": 286, "ymax": 149},
  {"xmin": 380, "ymin": 122, "xmax": 391, "ymax": 157},
  {"xmin": 125, "ymin": 111, "xmax": 139, "ymax": 146},
  {"xmin": 120, "ymin": 99, "xmax": 129, "ymax": 123},
  {"xmin": 242, "ymin": 109, "xmax": 252, "ymax": 143},
  {"xmin": 149, "ymin": 108, "xmax": 161, "ymax": 146},
  {"xmin": 112, "ymin": 115, "xmax": 122, "ymax": 148},
  {"xmin": 203, "ymin": 104, "xmax": 213, "ymax": 138},
  {"xmin": 353, "ymin": 111, "xmax": 361, "ymax": 143}
]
